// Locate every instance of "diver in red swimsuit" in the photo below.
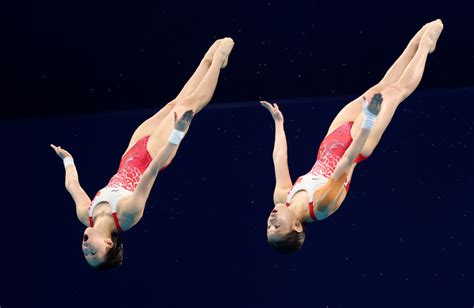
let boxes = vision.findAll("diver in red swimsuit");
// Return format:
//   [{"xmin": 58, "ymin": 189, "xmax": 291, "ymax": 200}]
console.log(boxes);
[
  {"xmin": 263, "ymin": 19, "xmax": 443, "ymax": 253},
  {"xmin": 51, "ymin": 38, "xmax": 235, "ymax": 269}
]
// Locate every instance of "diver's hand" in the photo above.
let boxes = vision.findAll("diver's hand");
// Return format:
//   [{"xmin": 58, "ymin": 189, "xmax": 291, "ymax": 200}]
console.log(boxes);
[
  {"xmin": 363, "ymin": 93, "xmax": 383, "ymax": 116},
  {"xmin": 174, "ymin": 109, "xmax": 194, "ymax": 132},
  {"xmin": 50, "ymin": 144, "xmax": 72, "ymax": 160},
  {"xmin": 260, "ymin": 101, "xmax": 284, "ymax": 123}
]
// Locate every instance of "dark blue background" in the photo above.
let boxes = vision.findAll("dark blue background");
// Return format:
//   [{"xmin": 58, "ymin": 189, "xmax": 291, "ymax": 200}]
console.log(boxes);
[
  {"xmin": 4, "ymin": 88, "xmax": 473, "ymax": 307},
  {"xmin": 1, "ymin": 0, "xmax": 474, "ymax": 118},
  {"xmin": 1, "ymin": 0, "xmax": 473, "ymax": 307}
]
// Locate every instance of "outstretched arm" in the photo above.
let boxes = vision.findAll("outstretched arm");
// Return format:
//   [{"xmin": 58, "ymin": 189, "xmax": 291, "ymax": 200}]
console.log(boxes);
[
  {"xmin": 331, "ymin": 93, "xmax": 382, "ymax": 181},
  {"xmin": 261, "ymin": 101, "xmax": 292, "ymax": 204},
  {"xmin": 122, "ymin": 110, "xmax": 194, "ymax": 217},
  {"xmin": 316, "ymin": 94, "xmax": 383, "ymax": 207},
  {"xmin": 50, "ymin": 145, "xmax": 91, "ymax": 225}
]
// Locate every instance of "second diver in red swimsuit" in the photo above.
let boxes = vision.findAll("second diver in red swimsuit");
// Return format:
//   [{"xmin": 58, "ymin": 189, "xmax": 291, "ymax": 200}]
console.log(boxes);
[{"xmin": 263, "ymin": 19, "xmax": 443, "ymax": 253}]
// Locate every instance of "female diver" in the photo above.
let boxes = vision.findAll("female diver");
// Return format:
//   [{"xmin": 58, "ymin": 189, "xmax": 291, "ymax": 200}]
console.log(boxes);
[
  {"xmin": 262, "ymin": 20, "xmax": 443, "ymax": 253},
  {"xmin": 51, "ymin": 38, "xmax": 235, "ymax": 269}
]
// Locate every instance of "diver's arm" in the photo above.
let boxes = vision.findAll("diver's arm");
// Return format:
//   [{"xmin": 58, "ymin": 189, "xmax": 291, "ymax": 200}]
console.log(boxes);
[
  {"xmin": 315, "ymin": 94, "xmax": 383, "ymax": 211},
  {"xmin": 50, "ymin": 144, "xmax": 91, "ymax": 224},
  {"xmin": 128, "ymin": 141, "xmax": 177, "ymax": 213},
  {"xmin": 330, "ymin": 127, "xmax": 371, "ymax": 182},
  {"xmin": 315, "ymin": 127, "xmax": 372, "ymax": 210},
  {"xmin": 261, "ymin": 101, "xmax": 293, "ymax": 204},
  {"xmin": 272, "ymin": 121, "xmax": 293, "ymax": 202},
  {"xmin": 122, "ymin": 111, "xmax": 193, "ymax": 218},
  {"xmin": 330, "ymin": 93, "xmax": 382, "ymax": 182}
]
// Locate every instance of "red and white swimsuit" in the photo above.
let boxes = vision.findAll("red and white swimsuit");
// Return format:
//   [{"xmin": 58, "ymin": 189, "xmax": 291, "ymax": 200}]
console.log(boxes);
[
  {"xmin": 88, "ymin": 135, "xmax": 162, "ymax": 232},
  {"xmin": 286, "ymin": 121, "xmax": 369, "ymax": 221}
]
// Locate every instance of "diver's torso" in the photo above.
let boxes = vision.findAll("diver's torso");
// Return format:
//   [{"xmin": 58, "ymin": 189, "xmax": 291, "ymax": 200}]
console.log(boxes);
[{"xmin": 290, "ymin": 162, "xmax": 357, "ymax": 221}]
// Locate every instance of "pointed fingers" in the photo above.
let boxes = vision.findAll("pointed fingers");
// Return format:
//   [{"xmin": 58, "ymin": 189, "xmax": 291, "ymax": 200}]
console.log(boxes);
[{"xmin": 260, "ymin": 101, "xmax": 272, "ymax": 110}]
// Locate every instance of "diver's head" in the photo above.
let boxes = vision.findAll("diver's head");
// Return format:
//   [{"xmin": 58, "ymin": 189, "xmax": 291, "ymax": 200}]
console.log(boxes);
[
  {"xmin": 82, "ymin": 227, "xmax": 123, "ymax": 270},
  {"xmin": 266, "ymin": 203, "xmax": 305, "ymax": 253}
]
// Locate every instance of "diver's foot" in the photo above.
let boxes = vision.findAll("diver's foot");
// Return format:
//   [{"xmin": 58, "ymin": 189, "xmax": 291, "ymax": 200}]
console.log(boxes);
[
  {"xmin": 214, "ymin": 37, "xmax": 234, "ymax": 68},
  {"xmin": 422, "ymin": 19, "xmax": 444, "ymax": 54}
]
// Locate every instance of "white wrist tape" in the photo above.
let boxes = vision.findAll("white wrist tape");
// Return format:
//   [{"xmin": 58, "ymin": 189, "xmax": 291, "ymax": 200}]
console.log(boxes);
[
  {"xmin": 168, "ymin": 129, "xmax": 185, "ymax": 145},
  {"xmin": 362, "ymin": 100, "xmax": 378, "ymax": 129},
  {"xmin": 63, "ymin": 156, "xmax": 75, "ymax": 168}
]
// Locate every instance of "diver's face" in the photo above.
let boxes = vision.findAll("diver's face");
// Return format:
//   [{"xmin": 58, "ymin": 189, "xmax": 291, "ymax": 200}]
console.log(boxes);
[
  {"xmin": 266, "ymin": 203, "xmax": 296, "ymax": 239},
  {"xmin": 82, "ymin": 227, "xmax": 112, "ymax": 267}
]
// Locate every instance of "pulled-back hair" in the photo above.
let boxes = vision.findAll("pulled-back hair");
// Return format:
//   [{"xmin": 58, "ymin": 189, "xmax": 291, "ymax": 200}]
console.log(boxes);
[
  {"xmin": 267, "ymin": 229, "xmax": 306, "ymax": 254},
  {"xmin": 95, "ymin": 233, "xmax": 124, "ymax": 271}
]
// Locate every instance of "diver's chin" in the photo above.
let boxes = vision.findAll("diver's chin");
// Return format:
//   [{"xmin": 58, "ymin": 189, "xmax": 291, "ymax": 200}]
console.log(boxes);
[
  {"xmin": 274, "ymin": 203, "xmax": 287, "ymax": 211},
  {"xmin": 84, "ymin": 227, "xmax": 102, "ymax": 238},
  {"xmin": 84, "ymin": 227, "xmax": 94, "ymax": 235}
]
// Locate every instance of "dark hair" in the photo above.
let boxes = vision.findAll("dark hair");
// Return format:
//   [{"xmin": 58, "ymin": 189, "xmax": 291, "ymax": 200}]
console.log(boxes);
[
  {"xmin": 267, "ymin": 229, "xmax": 306, "ymax": 254},
  {"xmin": 95, "ymin": 233, "xmax": 124, "ymax": 271}
]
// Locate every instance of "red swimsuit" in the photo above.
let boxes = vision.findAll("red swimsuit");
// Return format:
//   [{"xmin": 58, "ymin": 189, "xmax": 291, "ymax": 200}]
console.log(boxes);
[
  {"xmin": 88, "ymin": 135, "xmax": 169, "ymax": 232},
  {"xmin": 286, "ymin": 121, "xmax": 370, "ymax": 221},
  {"xmin": 310, "ymin": 121, "xmax": 369, "ymax": 191},
  {"xmin": 107, "ymin": 136, "xmax": 153, "ymax": 191}
]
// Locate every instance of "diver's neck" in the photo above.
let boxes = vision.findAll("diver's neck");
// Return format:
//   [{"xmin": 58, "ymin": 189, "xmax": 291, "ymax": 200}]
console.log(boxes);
[
  {"xmin": 287, "ymin": 199, "xmax": 310, "ymax": 222},
  {"xmin": 93, "ymin": 215, "xmax": 116, "ymax": 236}
]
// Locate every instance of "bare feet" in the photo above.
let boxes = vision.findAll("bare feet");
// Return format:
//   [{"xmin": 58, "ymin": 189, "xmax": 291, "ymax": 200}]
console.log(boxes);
[
  {"xmin": 203, "ymin": 39, "xmax": 222, "ymax": 63},
  {"xmin": 214, "ymin": 37, "xmax": 234, "ymax": 68},
  {"xmin": 421, "ymin": 19, "xmax": 444, "ymax": 54}
]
